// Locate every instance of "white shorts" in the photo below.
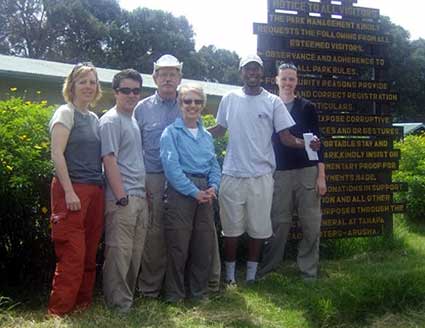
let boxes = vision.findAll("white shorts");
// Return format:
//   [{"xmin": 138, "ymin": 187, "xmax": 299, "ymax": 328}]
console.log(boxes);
[{"xmin": 219, "ymin": 173, "xmax": 274, "ymax": 239}]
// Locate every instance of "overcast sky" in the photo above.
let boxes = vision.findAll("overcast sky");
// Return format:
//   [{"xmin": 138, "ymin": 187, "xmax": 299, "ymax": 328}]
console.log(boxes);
[{"xmin": 120, "ymin": 0, "xmax": 425, "ymax": 56}]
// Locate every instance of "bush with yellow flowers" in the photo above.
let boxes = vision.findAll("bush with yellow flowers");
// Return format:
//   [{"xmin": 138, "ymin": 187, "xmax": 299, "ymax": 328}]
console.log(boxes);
[{"xmin": 0, "ymin": 96, "xmax": 55, "ymax": 287}]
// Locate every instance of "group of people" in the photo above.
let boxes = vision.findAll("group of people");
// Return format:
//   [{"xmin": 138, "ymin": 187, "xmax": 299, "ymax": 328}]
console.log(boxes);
[{"xmin": 47, "ymin": 53, "xmax": 326, "ymax": 316}]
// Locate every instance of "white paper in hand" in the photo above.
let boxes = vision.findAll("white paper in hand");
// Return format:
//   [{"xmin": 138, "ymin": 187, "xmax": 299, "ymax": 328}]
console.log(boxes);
[{"xmin": 303, "ymin": 133, "xmax": 319, "ymax": 161}]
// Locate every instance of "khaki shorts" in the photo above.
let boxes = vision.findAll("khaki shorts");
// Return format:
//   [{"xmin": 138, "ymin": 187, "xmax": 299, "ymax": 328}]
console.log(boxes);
[{"xmin": 219, "ymin": 173, "xmax": 274, "ymax": 239}]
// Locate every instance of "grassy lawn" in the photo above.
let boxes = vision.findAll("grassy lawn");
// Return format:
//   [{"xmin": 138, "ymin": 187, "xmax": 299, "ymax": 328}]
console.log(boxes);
[{"xmin": 2, "ymin": 215, "xmax": 425, "ymax": 328}]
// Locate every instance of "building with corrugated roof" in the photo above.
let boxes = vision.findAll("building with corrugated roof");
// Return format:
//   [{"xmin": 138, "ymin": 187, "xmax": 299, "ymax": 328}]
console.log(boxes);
[
  {"xmin": 393, "ymin": 123, "xmax": 425, "ymax": 136},
  {"xmin": 0, "ymin": 54, "xmax": 239, "ymax": 115}
]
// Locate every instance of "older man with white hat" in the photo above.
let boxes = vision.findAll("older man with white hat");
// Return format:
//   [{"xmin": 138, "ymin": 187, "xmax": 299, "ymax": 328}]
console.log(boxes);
[
  {"xmin": 133, "ymin": 54, "xmax": 183, "ymax": 298},
  {"xmin": 134, "ymin": 55, "xmax": 222, "ymax": 297}
]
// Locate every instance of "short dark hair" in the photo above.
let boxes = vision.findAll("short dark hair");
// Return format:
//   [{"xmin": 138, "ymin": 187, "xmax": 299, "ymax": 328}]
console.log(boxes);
[{"xmin": 112, "ymin": 69, "xmax": 143, "ymax": 90}]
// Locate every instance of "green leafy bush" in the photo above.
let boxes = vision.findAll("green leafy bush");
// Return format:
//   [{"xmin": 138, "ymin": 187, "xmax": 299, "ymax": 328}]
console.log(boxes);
[
  {"xmin": 202, "ymin": 114, "xmax": 228, "ymax": 166},
  {"xmin": 393, "ymin": 134, "xmax": 425, "ymax": 220},
  {"xmin": 0, "ymin": 107, "xmax": 228, "ymax": 289},
  {"xmin": 0, "ymin": 97, "xmax": 55, "ymax": 286}
]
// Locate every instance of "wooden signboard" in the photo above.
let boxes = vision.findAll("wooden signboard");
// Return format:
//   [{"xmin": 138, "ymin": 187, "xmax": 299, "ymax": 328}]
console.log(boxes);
[{"xmin": 255, "ymin": 0, "xmax": 403, "ymax": 239}]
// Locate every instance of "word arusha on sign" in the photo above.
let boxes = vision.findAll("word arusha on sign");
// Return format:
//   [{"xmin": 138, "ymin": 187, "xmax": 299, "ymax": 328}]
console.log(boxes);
[{"xmin": 320, "ymin": 228, "xmax": 381, "ymax": 238}]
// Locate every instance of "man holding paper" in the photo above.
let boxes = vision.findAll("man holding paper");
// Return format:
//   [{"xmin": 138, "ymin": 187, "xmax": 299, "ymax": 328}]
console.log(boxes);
[
  {"xmin": 258, "ymin": 63, "xmax": 326, "ymax": 281},
  {"xmin": 210, "ymin": 55, "xmax": 320, "ymax": 284}
]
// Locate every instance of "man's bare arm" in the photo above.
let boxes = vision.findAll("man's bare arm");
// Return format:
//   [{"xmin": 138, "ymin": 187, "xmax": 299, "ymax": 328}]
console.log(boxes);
[
  {"xmin": 208, "ymin": 124, "xmax": 227, "ymax": 138},
  {"xmin": 279, "ymin": 129, "xmax": 321, "ymax": 151}
]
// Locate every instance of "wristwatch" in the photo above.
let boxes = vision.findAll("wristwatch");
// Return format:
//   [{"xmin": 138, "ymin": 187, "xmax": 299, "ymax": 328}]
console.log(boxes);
[{"xmin": 116, "ymin": 195, "xmax": 129, "ymax": 206}]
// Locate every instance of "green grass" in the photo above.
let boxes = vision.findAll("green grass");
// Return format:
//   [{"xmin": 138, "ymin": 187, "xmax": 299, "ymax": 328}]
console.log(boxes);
[{"xmin": 2, "ymin": 215, "xmax": 425, "ymax": 328}]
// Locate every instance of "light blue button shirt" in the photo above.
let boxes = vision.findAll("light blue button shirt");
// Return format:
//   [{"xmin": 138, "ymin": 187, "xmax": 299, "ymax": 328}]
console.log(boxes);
[
  {"xmin": 160, "ymin": 117, "xmax": 221, "ymax": 198},
  {"xmin": 134, "ymin": 92, "xmax": 180, "ymax": 173}
]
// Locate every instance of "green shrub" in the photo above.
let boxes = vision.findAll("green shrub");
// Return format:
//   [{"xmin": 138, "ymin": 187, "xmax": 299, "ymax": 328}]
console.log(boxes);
[
  {"xmin": 393, "ymin": 134, "xmax": 425, "ymax": 220},
  {"xmin": 0, "ymin": 97, "xmax": 55, "ymax": 287},
  {"xmin": 202, "ymin": 114, "xmax": 228, "ymax": 166}
]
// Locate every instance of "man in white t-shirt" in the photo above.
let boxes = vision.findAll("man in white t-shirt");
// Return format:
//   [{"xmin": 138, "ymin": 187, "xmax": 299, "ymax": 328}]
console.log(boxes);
[{"xmin": 209, "ymin": 54, "xmax": 319, "ymax": 283}]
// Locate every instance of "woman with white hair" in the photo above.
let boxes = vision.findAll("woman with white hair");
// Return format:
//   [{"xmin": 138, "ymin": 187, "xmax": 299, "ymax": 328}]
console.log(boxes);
[{"xmin": 160, "ymin": 84, "xmax": 221, "ymax": 302}]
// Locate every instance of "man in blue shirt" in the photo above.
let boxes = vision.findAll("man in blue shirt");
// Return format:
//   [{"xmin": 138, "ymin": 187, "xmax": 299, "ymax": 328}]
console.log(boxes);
[{"xmin": 134, "ymin": 54, "xmax": 182, "ymax": 298}]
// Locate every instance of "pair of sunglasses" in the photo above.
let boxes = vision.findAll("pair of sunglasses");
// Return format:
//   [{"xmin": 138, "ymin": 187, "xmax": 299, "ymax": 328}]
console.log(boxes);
[
  {"xmin": 279, "ymin": 63, "xmax": 298, "ymax": 71},
  {"xmin": 182, "ymin": 98, "xmax": 203, "ymax": 105},
  {"xmin": 116, "ymin": 87, "xmax": 141, "ymax": 95}
]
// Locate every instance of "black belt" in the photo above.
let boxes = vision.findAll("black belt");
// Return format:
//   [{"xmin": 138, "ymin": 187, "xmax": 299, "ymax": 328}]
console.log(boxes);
[{"xmin": 184, "ymin": 172, "xmax": 207, "ymax": 179}]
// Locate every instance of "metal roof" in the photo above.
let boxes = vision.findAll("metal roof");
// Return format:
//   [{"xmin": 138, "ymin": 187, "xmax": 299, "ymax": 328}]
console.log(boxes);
[
  {"xmin": 393, "ymin": 123, "xmax": 425, "ymax": 135},
  {"xmin": 0, "ymin": 54, "xmax": 239, "ymax": 97}
]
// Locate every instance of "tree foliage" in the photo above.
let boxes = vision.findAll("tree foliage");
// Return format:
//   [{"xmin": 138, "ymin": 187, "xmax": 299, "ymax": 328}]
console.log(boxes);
[
  {"xmin": 104, "ymin": 8, "xmax": 198, "ymax": 74},
  {"xmin": 0, "ymin": 0, "xmax": 49, "ymax": 57},
  {"xmin": 380, "ymin": 16, "xmax": 425, "ymax": 121},
  {"xmin": 195, "ymin": 45, "xmax": 241, "ymax": 85}
]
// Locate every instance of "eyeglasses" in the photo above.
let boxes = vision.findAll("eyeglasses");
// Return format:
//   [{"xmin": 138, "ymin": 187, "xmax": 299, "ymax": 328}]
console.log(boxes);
[
  {"xmin": 279, "ymin": 63, "xmax": 297, "ymax": 71},
  {"xmin": 182, "ymin": 98, "xmax": 203, "ymax": 105},
  {"xmin": 156, "ymin": 71, "xmax": 180, "ymax": 79},
  {"xmin": 116, "ymin": 87, "xmax": 141, "ymax": 95}
]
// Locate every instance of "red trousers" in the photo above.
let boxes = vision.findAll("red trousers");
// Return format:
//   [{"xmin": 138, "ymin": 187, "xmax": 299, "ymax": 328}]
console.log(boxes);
[{"xmin": 48, "ymin": 177, "xmax": 104, "ymax": 316}]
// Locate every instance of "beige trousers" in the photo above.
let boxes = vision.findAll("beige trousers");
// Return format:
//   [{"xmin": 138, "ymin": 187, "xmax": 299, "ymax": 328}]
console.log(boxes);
[
  {"xmin": 103, "ymin": 196, "xmax": 148, "ymax": 312},
  {"xmin": 259, "ymin": 166, "xmax": 322, "ymax": 278}
]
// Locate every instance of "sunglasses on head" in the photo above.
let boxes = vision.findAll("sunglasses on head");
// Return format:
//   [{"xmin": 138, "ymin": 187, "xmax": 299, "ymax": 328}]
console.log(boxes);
[
  {"xmin": 182, "ymin": 98, "xmax": 203, "ymax": 105},
  {"xmin": 116, "ymin": 87, "xmax": 141, "ymax": 95},
  {"xmin": 279, "ymin": 63, "xmax": 298, "ymax": 71},
  {"xmin": 71, "ymin": 61, "xmax": 95, "ymax": 75}
]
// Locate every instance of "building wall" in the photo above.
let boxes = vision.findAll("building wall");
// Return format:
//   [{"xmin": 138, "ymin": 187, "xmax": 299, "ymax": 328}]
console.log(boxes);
[{"xmin": 0, "ymin": 75, "xmax": 221, "ymax": 116}]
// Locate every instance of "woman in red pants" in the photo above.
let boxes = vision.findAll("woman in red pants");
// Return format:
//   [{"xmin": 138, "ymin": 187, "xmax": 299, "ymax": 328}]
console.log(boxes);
[{"xmin": 48, "ymin": 62, "xmax": 104, "ymax": 316}]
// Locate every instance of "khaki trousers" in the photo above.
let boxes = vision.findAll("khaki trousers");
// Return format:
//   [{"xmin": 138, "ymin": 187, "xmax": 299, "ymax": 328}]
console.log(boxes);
[
  {"xmin": 259, "ymin": 166, "xmax": 322, "ymax": 277},
  {"xmin": 138, "ymin": 173, "xmax": 222, "ymax": 297},
  {"xmin": 138, "ymin": 173, "xmax": 167, "ymax": 297},
  {"xmin": 208, "ymin": 229, "xmax": 221, "ymax": 292},
  {"xmin": 164, "ymin": 178, "xmax": 216, "ymax": 301},
  {"xmin": 103, "ymin": 196, "xmax": 148, "ymax": 312}
]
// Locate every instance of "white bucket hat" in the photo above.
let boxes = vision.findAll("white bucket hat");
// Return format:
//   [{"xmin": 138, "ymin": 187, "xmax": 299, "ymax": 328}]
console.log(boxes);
[{"xmin": 153, "ymin": 54, "xmax": 183, "ymax": 72}]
